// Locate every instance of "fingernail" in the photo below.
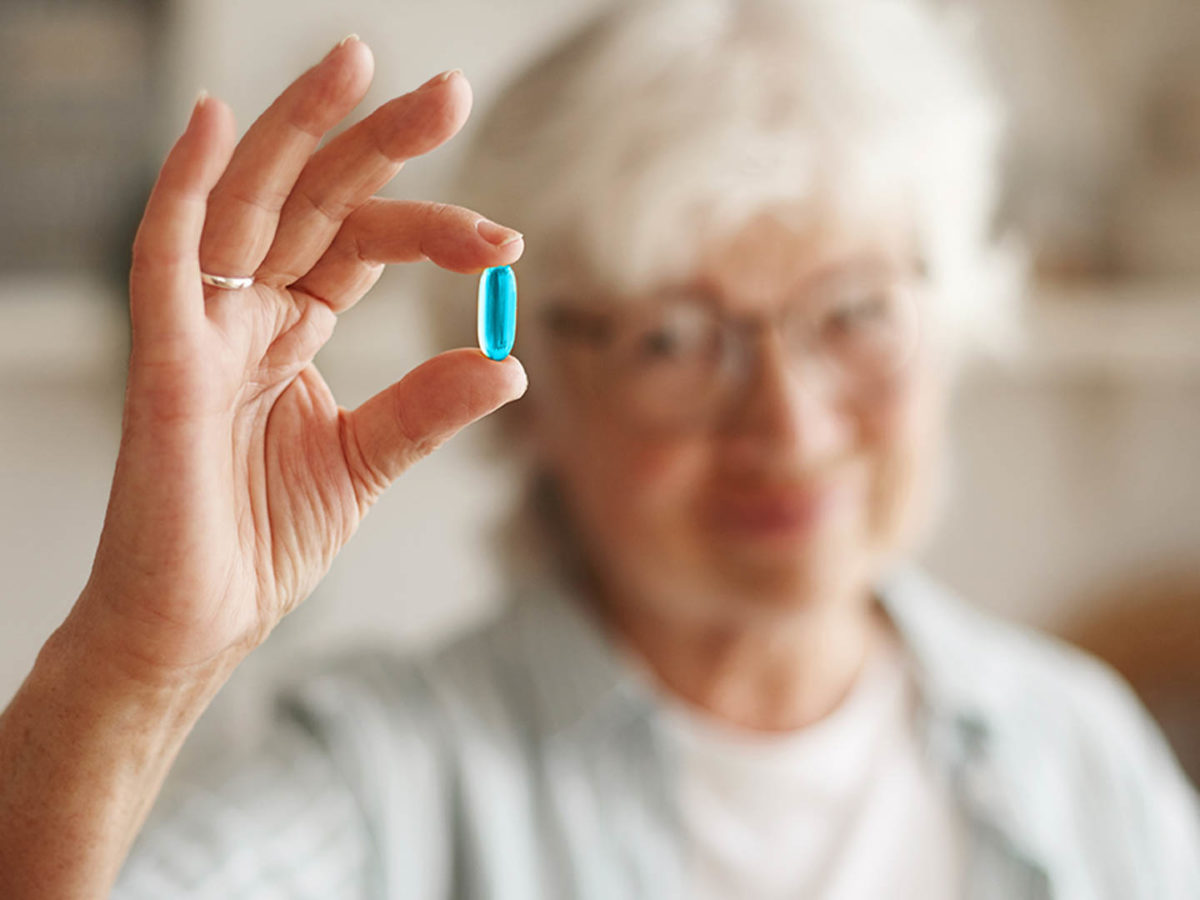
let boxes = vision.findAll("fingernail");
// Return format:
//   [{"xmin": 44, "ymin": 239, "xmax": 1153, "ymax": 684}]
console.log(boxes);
[
  {"xmin": 476, "ymin": 218, "xmax": 523, "ymax": 247},
  {"xmin": 420, "ymin": 68, "xmax": 462, "ymax": 90},
  {"xmin": 327, "ymin": 33, "xmax": 360, "ymax": 58},
  {"xmin": 189, "ymin": 90, "xmax": 209, "ymax": 125}
]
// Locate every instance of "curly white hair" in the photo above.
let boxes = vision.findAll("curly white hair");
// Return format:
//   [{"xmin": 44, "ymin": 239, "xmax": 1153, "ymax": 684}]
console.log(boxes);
[{"xmin": 427, "ymin": 0, "xmax": 1020, "ymax": 365}]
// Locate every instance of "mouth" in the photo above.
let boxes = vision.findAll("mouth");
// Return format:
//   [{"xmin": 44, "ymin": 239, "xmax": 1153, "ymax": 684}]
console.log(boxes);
[{"xmin": 708, "ymin": 482, "xmax": 847, "ymax": 541}]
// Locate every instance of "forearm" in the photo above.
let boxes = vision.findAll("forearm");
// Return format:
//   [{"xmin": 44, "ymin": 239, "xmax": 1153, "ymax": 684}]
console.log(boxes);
[{"xmin": 0, "ymin": 606, "xmax": 237, "ymax": 898}]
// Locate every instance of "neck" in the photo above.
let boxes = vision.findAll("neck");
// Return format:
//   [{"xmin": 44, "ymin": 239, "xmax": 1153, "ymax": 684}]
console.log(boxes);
[{"xmin": 601, "ymin": 585, "xmax": 888, "ymax": 733}]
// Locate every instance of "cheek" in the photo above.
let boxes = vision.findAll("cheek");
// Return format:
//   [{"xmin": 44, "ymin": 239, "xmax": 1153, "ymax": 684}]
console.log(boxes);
[
  {"xmin": 598, "ymin": 434, "xmax": 713, "ymax": 530},
  {"xmin": 549, "ymin": 408, "xmax": 714, "ymax": 557},
  {"xmin": 862, "ymin": 370, "xmax": 941, "ymax": 553}
]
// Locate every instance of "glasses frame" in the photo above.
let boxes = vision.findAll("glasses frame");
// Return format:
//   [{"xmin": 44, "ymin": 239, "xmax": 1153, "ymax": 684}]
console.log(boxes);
[{"xmin": 538, "ymin": 261, "xmax": 928, "ymax": 433}]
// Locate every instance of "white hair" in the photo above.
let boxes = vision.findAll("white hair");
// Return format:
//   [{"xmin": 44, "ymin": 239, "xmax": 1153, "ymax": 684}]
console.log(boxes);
[{"xmin": 427, "ymin": 0, "xmax": 1020, "ymax": 363}]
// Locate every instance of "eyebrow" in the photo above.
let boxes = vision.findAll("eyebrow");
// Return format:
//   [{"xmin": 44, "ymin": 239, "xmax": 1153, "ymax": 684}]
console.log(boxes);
[
  {"xmin": 672, "ymin": 254, "xmax": 921, "ymax": 316},
  {"xmin": 539, "ymin": 252, "xmax": 926, "ymax": 328}
]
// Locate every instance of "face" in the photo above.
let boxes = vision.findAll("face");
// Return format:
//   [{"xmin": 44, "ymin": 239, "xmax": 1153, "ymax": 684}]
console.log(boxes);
[{"xmin": 529, "ymin": 210, "xmax": 945, "ymax": 627}]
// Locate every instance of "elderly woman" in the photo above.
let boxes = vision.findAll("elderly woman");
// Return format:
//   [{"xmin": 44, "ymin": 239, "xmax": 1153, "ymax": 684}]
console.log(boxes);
[{"xmin": 1, "ymin": 0, "xmax": 1197, "ymax": 897}]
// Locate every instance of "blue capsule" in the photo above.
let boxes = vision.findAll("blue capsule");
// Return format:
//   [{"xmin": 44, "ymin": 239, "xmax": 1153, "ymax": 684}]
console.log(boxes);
[{"xmin": 477, "ymin": 265, "xmax": 517, "ymax": 361}]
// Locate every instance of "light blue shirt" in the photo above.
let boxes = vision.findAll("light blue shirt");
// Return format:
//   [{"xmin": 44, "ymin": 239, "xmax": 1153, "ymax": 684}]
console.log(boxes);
[{"xmin": 116, "ymin": 566, "xmax": 1200, "ymax": 898}]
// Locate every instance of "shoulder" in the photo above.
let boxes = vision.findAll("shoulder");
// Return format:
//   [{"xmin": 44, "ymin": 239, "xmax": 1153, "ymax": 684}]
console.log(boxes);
[
  {"xmin": 278, "ymin": 602, "xmax": 543, "ymax": 763},
  {"xmin": 885, "ymin": 566, "xmax": 1159, "ymax": 743},
  {"xmin": 887, "ymin": 567, "xmax": 1200, "ymax": 891},
  {"xmin": 929, "ymin": 574, "xmax": 1172, "ymax": 757}
]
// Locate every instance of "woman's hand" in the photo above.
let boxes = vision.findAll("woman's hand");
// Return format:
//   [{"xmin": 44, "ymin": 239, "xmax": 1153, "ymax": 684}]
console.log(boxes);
[
  {"xmin": 74, "ymin": 36, "xmax": 527, "ymax": 683},
  {"xmin": 0, "ymin": 37, "xmax": 527, "ymax": 897}
]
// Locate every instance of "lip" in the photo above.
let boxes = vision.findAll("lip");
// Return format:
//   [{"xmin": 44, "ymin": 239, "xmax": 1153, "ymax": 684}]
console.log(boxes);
[{"xmin": 708, "ymin": 484, "xmax": 843, "ymax": 540}]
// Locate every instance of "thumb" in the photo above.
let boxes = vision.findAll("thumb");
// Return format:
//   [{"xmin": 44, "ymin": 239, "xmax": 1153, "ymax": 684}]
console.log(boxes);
[{"xmin": 343, "ymin": 348, "xmax": 527, "ymax": 500}]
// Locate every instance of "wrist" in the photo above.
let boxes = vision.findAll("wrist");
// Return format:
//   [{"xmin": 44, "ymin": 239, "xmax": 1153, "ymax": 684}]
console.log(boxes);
[
  {"xmin": 30, "ymin": 619, "xmax": 230, "ymax": 748},
  {"xmin": 33, "ymin": 599, "xmax": 243, "ymax": 754},
  {"xmin": 63, "ymin": 578, "xmax": 250, "ymax": 696}
]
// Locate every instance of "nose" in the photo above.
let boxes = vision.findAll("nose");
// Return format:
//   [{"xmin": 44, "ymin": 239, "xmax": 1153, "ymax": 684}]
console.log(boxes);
[{"xmin": 719, "ymin": 330, "xmax": 850, "ymax": 469}]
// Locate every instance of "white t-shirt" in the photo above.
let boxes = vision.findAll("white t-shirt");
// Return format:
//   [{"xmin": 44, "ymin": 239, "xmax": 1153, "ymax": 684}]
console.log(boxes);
[{"xmin": 651, "ymin": 635, "xmax": 967, "ymax": 899}]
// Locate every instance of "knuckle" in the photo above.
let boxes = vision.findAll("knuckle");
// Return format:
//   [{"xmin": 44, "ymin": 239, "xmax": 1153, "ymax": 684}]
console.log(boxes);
[
  {"xmin": 129, "ymin": 241, "xmax": 187, "ymax": 280},
  {"xmin": 391, "ymin": 389, "xmax": 440, "ymax": 465},
  {"xmin": 338, "ymin": 412, "xmax": 389, "ymax": 509},
  {"xmin": 421, "ymin": 201, "xmax": 456, "ymax": 230},
  {"xmin": 288, "ymin": 83, "xmax": 344, "ymax": 139},
  {"xmin": 289, "ymin": 54, "xmax": 364, "ymax": 139},
  {"xmin": 297, "ymin": 183, "xmax": 356, "ymax": 227},
  {"xmin": 222, "ymin": 181, "xmax": 289, "ymax": 217},
  {"xmin": 371, "ymin": 92, "xmax": 457, "ymax": 161}
]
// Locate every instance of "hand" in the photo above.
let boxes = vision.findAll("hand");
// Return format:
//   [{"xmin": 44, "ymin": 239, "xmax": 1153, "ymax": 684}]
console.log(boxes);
[{"xmin": 72, "ymin": 36, "xmax": 527, "ymax": 683}]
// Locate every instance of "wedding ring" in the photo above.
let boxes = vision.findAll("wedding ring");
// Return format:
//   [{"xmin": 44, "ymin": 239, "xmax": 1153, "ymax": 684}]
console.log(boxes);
[{"xmin": 200, "ymin": 271, "xmax": 255, "ymax": 290}]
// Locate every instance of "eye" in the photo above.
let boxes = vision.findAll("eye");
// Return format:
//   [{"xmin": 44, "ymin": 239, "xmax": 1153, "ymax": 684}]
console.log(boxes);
[
  {"xmin": 802, "ymin": 272, "xmax": 922, "ymax": 376},
  {"xmin": 627, "ymin": 302, "xmax": 717, "ymax": 362},
  {"xmin": 827, "ymin": 291, "xmax": 891, "ymax": 332},
  {"xmin": 812, "ymin": 273, "xmax": 905, "ymax": 339},
  {"xmin": 640, "ymin": 326, "xmax": 680, "ymax": 357}
]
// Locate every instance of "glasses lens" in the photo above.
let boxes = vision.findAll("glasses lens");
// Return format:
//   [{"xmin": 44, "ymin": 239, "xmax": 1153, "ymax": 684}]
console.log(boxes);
[
  {"xmin": 786, "ymin": 270, "xmax": 921, "ymax": 384},
  {"xmin": 606, "ymin": 298, "xmax": 729, "ymax": 429}
]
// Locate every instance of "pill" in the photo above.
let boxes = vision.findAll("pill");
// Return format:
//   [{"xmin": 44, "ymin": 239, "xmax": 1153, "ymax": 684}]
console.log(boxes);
[{"xmin": 477, "ymin": 265, "xmax": 517, "ymax": 361}]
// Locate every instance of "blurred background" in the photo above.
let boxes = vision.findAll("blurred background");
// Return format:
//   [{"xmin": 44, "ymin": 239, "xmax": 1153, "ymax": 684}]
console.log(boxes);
[{"xmin": 1, "ymin": 0, "xmax": 1198, "ymax": 783}]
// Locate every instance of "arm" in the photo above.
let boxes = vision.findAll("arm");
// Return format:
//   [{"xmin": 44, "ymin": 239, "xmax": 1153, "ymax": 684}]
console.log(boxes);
[
  {"xmin": 0, "ymin": 35, "xmax": 525, "ymax": 898},
  {"xmin": 0, "ymin": 622, "xmax": 234, "ymax": 896}
]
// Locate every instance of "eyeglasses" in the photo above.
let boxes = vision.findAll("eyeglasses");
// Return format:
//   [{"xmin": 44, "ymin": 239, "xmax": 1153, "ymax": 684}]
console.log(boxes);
[{"xmin": 540, "ymin": 263, "xmax": 924, "ymax": 432}]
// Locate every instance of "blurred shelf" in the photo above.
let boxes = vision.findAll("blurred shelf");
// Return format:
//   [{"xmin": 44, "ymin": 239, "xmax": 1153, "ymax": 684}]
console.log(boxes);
[{"xmin": 1003, "ymin": 279, "xmax": 1200, "ymax": 383}]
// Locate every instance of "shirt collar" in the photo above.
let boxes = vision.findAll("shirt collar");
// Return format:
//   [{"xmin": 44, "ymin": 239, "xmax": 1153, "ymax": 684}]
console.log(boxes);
[
  {"xmin": 509, "ymin": 562, "xmax": 999, "ymax": 744},
  {"xmin": 505, "ymin": 565, "xmax": 1052, "ymax": 888},
  {"xmin": 874, "ymin": 562, "xmax": 1000, "ymax": 737},
  {"xmin": 506, "ymin": 579, "xmax": 656, "ymax": 741},
  {"xmin": 875, "ymin": 563, "xmax": 1057, "ymax": 887}
]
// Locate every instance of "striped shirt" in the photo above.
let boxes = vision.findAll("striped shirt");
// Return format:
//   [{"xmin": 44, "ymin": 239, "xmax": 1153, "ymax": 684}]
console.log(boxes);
[{"xmin": 115, "ymin": 565, "xmax": 1200, "ymax": 899}]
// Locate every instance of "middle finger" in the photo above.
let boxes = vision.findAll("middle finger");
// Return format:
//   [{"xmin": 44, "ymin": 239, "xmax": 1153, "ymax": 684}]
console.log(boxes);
[
  {"xmin": 198, "ymin": 36, "xmax": 373, "ymax": 281},
  {"xmin": 258, "ymin": 68, "xmax": 474, "ymax": 286}
]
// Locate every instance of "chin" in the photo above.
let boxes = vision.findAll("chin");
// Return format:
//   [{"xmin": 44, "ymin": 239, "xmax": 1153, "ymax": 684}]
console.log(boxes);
[{"xmin": 700, "ymin": 540, "xmax": 876, "ymax": 618}]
